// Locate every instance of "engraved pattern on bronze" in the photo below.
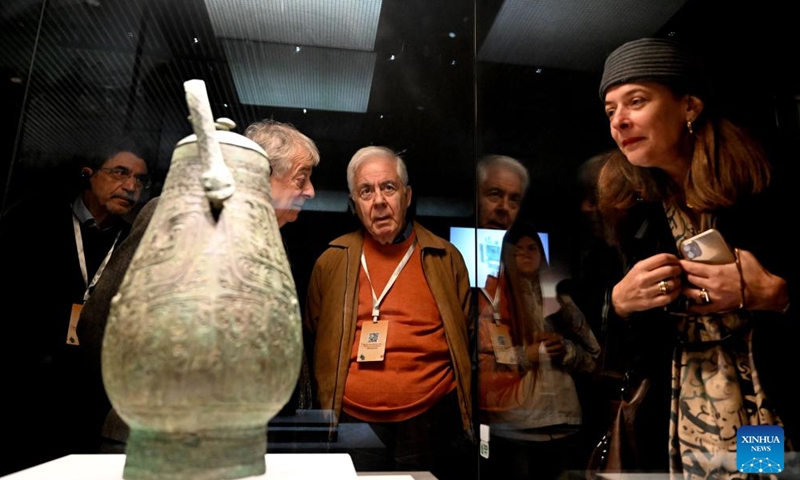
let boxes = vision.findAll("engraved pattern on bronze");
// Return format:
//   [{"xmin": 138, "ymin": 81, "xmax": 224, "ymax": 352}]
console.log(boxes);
[{"xmin": 102, "ymin": 82, "xmax": 300, "ymax": 480}]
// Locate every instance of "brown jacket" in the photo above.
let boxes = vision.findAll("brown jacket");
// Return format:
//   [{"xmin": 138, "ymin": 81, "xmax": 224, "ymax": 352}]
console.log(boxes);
[{"xmin": 304, "ymin": 221, "xmax": 474, "ymax": 439}]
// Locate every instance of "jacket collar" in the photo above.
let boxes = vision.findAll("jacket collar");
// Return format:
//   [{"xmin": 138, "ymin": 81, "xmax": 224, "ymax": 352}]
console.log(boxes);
[{"xmin": 329, "ymin": 220, "xmax": 448, "ymax": 251}]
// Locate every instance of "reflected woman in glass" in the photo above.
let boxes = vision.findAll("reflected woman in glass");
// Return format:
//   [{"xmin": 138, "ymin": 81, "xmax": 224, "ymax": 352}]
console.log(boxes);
[
  {"xmin": 478, "ymin": 221, "xmax": 600, "ymax": 480},
  {"xmin": 597, "ymin": 38, "xmax": 796, "ymax": 478}
]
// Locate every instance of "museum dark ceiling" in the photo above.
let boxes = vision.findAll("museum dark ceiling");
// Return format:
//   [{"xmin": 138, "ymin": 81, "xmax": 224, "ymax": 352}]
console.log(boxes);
[{"xmin": 1, "ymin": 0, "xmax": 798, "ymax": 216}]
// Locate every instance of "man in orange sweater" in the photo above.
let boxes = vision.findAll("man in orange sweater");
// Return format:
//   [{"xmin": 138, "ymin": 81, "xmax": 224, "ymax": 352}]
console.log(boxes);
[{"xmin": 304, "ymin": 146, "xmax": 475, "ymax": 480}]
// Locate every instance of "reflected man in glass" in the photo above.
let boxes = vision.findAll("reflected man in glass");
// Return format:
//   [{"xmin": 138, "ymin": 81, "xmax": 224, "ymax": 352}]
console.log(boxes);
[{"xmin": 476, "ymin": 154, "xmax": 528, "ymax": 230}]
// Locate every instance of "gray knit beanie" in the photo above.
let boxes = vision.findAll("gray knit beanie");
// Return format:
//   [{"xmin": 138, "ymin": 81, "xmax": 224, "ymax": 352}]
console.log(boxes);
[{"xmin": 599, "ymin": 38, "xmax": 709, "ymax": 100}]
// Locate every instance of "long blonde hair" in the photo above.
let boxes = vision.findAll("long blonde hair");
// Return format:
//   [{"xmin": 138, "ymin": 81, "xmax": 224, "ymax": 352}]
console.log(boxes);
[{"xmin": 500, "ymin": 224, "xmax": 548, "ymax": 346}]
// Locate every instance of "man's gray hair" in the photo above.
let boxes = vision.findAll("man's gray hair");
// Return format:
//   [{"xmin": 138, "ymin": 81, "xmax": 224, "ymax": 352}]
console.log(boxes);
[
  {"xmin": 477, "ymin": 155, "xmax": 529, "ymax": 192},
  {"xmin": 346, "ymin": 146, "xmax": 408, "ymax": 194},
  {"xmin": 244, "ymin": 119, "xmax": 320, "ymax": 177}
]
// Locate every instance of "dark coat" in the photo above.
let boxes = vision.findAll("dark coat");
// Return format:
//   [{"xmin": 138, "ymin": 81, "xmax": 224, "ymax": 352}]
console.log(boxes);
[
  {"xmin": 0, "ymin": 195, "xmax": 133, "ymax": 475},
  {"xmin": 600, "ymin": 182, "xmax": 798, "ymax": 470}
]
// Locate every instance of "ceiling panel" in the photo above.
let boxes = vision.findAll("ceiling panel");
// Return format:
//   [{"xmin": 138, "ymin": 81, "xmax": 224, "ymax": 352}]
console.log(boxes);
[
  {"xmin": 223, "ymin": 39, "xmax": 376, "ymax": 113},
  {"xmin": 204, "ymin": 0, "xmax": 383, "ymax": 51},
  {"xmin": 478, "ymin": 0, "xmax": 689, "ymax": 71}
]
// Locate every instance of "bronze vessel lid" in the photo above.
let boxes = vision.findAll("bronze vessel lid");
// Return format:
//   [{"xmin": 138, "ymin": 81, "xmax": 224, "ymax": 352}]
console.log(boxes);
[{"xmin": 176, "ymin": 117, "xmax": 267, "ymax": 158}]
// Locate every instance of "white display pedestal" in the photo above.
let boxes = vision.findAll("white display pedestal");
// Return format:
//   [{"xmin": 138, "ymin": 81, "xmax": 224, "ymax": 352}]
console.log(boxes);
[{"xmin": 0, "ymin": 454, "xmax": 421, "ymax": 480}]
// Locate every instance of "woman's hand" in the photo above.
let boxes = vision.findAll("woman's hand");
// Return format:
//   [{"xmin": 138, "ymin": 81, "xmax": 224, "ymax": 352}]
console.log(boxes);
[
  {"xmin": 536, "ymin": 332, "xmax": 566, "ymax": 361},
  {"xmin": 523, "ymin": 333, "xmax": 567, "ymax": 364},
  {"xmin": 612, "ymin": 253, "xmax": 683, "ymax": 318},
  {"xmin": 680, "ymin": 249, "xmax": 789, "ymax": 314},
  {"xmin": 522, "ymin": 342, "xmax": 541, "ymax": 364}
]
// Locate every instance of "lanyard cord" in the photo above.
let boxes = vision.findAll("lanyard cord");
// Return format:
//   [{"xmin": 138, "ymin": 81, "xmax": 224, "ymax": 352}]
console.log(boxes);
[
  {"xmin": 360, "ymin": 239, "xmax": 417, "ymax": 323},
  {"xmin": 480, "ymin": 264, "xmax": 505, "ymax": 325},
  {"xmin": 72, "ymin": 214, "xmax": 120, "ymax": 303}
]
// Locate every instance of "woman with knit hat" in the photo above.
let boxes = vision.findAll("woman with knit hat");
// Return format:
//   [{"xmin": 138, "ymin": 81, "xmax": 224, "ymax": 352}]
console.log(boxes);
[{"xmin": 595, "ymin": 37, "xmax": 796, "ymax": 478}]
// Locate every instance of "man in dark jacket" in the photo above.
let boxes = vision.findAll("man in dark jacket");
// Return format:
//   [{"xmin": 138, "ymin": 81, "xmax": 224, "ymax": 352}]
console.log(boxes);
[{"xmin": 0, "ymin": 136, "xmax": 150, "ymax": 475}]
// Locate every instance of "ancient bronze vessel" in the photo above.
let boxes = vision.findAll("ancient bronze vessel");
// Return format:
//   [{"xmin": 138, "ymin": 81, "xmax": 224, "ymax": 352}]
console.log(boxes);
[{"xmin": 102, "ymin": 80, "xmax": 301, "ymax": 480}]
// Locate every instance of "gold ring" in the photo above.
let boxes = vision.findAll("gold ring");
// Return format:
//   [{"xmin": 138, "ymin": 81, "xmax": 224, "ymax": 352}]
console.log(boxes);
[
  {"xmin": 698, "ymin": 288, "xmax": 711, "ymax": 305},
  {"xmin": 658, "ymin": 280, "xmax": 669, "ymax": 295}
]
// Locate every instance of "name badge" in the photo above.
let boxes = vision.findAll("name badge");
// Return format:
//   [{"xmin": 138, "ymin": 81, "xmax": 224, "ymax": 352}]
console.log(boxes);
[
  {"xmin": 490, "ymin": 324, "xmax": 516, "ymax": 364},
  {"xmin": 357, "ymin": 320, "xmax": 389, "ymax": 362},
  {"xmin": 66, "ymin": 303, "xmax": 83, "ymax": 345}
]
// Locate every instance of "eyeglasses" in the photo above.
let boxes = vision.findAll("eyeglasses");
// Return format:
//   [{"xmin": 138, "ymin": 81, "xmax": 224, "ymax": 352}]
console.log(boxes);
[
  {"xmin": 98, "ymin": 166, "xmax": 151, "ymax": 189},
  {"xmin": 356, "ymin": 181, "xmax": 401, "ymax": 201}
]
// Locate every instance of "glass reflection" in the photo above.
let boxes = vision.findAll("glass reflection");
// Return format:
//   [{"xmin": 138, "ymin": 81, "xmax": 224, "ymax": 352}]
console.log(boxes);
[
  {"xmin": 0, "ymin": 0, "xmax": 477, "ymax": 478},
  {"xmin": 478, "ymin": 222, "xmax": 599, "ymax": 480},
  {"xmin": 0, "ymin": 0, "xmax": 797, "ymax": 477}
]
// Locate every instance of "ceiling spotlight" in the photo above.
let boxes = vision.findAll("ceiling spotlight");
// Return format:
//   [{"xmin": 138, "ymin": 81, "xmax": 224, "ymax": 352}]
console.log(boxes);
[
  {"xmin": 295, "ymin": 46, "xmax": 302, "ymax": 53},
  {"xmin": 448, "ymin": 32, "xmax": 456, "ymax": 38},
  {"xmin": 535, "ymin": 68, "xmax": 542, "ymax": 74},
  {"xmin": 303, "ymin": 109, "xmax": 307, "ymax": 114},
  {"xmin": 389, "ymin": 54, "xmax": 396, "ymax": 61},
  {"xmin": 193, "ymin": 37, "xmax": 199, "ymax": 44}
]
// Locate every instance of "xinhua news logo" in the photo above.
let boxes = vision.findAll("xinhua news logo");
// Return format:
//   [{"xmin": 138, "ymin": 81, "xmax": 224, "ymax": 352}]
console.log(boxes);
[{"xmin": 737, "ymin": 425, "xmax": 784, "ymax": 474}]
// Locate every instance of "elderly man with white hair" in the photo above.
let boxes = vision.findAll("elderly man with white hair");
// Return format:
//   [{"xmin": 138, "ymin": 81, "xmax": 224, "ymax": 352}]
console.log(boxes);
[
  {"xmin": 476, "ymin": 154, "xmax": 529, "ymax": 230},
  {"xmin": 304, "ymin": 146, "xmax": 475, "ymax": 480}
]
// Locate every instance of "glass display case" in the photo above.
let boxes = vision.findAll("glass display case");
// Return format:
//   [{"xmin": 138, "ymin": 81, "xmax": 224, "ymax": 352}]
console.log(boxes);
[{"xmin": 1, "ymin": 0, "xmax": 797, "ymax": 478}]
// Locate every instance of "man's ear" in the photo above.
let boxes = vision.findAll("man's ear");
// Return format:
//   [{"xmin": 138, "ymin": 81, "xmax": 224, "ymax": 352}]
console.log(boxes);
[
  {"xmin": 685, "ymin": 95, "xmax": 704, "ymax": 123},
  {"xmin": 404, "ymin": 185, "xmax": 412, "ymax": 208},
  {"xmin": 81, "ymin": 168, "xmax": 93, "ymax": 186},
  {"xmin": 347, "ymin": 197, "xmax": 356, "ymax": 215}
]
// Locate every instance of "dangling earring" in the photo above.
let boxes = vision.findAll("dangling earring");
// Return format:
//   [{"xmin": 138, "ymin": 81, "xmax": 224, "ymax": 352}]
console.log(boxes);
[{"xmin": 687, "ymin": 120, "xmax": 694, "ymax": 135}]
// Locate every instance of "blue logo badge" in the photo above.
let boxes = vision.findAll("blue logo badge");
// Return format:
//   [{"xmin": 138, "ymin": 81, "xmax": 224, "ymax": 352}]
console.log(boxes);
[{"xmin": 737, "ymin": 425, "xmax": 784, "ymax": 474}]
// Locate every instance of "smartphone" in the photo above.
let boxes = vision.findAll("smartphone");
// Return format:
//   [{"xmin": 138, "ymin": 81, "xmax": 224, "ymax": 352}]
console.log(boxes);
[{"xmin": 679, "ymin": 228, "xmax": 735, "ymax": 264}]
